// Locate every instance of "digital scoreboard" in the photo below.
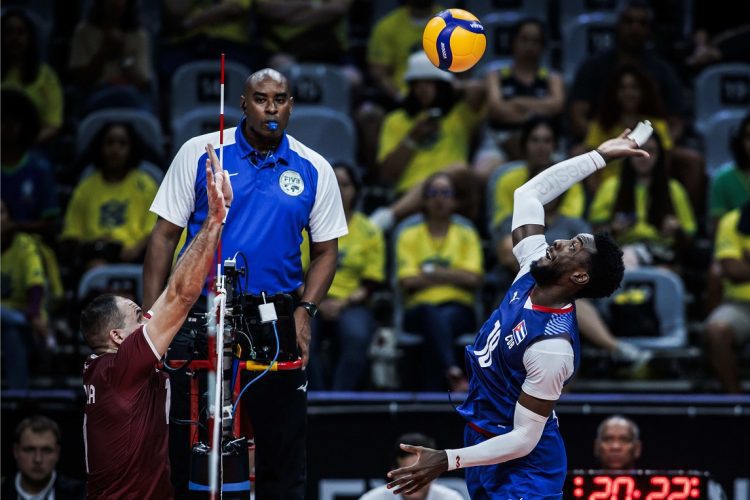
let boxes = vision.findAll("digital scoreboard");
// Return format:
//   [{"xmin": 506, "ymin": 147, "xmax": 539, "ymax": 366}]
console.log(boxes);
[{"xmin": 564, "ymin": 470, "xmax": 711, "ymax": 499}]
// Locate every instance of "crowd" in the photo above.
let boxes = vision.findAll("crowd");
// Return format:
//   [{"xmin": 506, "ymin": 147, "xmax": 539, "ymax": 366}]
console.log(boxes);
[{"xmin": 1, "ymin": 0, "xmax": 749, "ymax": 394}]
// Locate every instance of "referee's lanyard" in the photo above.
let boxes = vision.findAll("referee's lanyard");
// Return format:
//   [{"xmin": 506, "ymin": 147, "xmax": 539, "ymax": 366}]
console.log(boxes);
[{"xmin": 248, "ymin": 150, "xmax": 274, "ymax": 169}]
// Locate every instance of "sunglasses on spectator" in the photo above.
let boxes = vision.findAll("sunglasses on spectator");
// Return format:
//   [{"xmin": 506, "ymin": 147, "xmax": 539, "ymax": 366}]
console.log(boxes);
[{"xmin": 425, "ymin": 188, "xmax": 455, "ymax": 198}]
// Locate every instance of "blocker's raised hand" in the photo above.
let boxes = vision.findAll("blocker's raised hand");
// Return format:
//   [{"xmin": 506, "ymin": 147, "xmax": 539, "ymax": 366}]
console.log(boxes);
[{"xmin": 204, "ymin": 143, "xmax": 233, "ymax": 224}]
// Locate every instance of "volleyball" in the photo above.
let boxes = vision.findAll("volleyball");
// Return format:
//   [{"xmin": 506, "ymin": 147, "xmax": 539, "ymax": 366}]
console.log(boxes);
[{"xmin": 422, "ymin": 9, "xmax": 486, "ymax": 73}]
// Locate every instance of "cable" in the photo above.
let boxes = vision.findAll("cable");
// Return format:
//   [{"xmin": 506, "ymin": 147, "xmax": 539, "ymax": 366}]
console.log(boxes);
[
  {"xmin": 231, "ymin": 319, "xmax": 280, "ymax": 417},
  {"xmin": 162, "ymin": 334, "xmax": 198, "ymax": 373},
  {"xmin": 170, "ymin": 418, "xmax": 208, "ymax": 430}
]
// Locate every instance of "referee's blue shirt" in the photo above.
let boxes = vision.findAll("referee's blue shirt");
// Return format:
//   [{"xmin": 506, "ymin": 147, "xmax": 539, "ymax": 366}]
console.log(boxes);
[{"xmin": 150, "ymin": 119, "xmax": 348, "ymax": 295}]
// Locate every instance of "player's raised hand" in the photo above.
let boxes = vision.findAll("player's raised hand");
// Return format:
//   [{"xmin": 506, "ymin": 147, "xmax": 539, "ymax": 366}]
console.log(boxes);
[
  {"xmin": 596, "ymin": 122, "xmax": 653, "ymax": 162},
  {"xmin": 205, "ymin": 144, "xmax": 233, "ymax": 224},
  {"xmin": 386, "ymin": 444, "xmax": 448, "ymax": 496}
]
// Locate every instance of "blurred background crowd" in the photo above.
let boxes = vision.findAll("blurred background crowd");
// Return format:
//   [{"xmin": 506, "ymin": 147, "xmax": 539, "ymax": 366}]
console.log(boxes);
[{"xmin": 1, "ymin": 0, "xmax": 749, "ymax": 394}]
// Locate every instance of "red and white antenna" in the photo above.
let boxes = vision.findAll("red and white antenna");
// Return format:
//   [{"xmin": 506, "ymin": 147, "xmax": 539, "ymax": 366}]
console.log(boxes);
[
  {"xmin": 208, "ymin": 52, "xmax": 227, "ymax": 500},
  {"xmin": 219, "ymin": 53, "xmax": 225, "ymax": 172}
]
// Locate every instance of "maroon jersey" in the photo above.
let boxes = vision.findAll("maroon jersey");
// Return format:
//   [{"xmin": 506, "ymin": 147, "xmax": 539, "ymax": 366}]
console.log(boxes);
[{"xmin": 83, "ymin": 325, "xmax": 173, "ymax": 499}]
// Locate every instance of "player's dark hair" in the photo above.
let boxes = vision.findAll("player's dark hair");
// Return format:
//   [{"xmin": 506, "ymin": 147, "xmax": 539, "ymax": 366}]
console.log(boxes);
[
  {"xmin": 15, "ymin": 415, "xmax": 61, "ymax": 445},
  {"xmin": 80, "ymin": 294, "xmax": 125, "ymax": 348},
  {"xmin": 394, "ymin": 433, "xmax": 436, "ymax": 459},
  {"xmin": 1, "ymin": 8, "xmax": 41, "ymax": 85},
  {"xmin": 577, "ymin": 232, "xmax": 625, "ymax": 299}
]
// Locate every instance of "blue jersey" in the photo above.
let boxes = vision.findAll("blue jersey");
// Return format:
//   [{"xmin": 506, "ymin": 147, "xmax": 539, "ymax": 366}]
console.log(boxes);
[
  {"xmin": 458, "ymin": 271, "xmax": 581, "ymax": 433},
  {"xmin": 151, "ymin": 119, "xmax": 347, "ymax": 295},
  {"xmin": 456, "ymin": 234, "xmax": 581, "ymax": 498}
]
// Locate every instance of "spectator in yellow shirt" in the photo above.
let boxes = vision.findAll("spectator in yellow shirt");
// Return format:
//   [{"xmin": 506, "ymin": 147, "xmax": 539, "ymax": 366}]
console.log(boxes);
[
  {"xmin": 306, "ymin": 164, "xmax": 385, "ymax": 390},
  {"xmin": 489, "ymin": 116, "xmax": 585, "ymax": 230},
  {"xmin": 705, "ymin": 202, "xmax": 750, "ymax": 393},
  {"xmin": 1, "ymin": 9, "xmax": 64, "ymax": 144},
  {"xmin": 589, "ymin": 133, "xmax": 696, "ymax": 270},
  {"xmin": 61, "ymin": 122, "xmax": 158, "ymax": 277},
  {"xmin": 370, "ymin": 51, "xmax": 484, "ymax": 230},
  {"xmin": 1, "ymin": 201, "xmax": 50, "ymax": 389},
  {"xmin": 580, "ymin": 64, "xmax": 671, "ymax": 192},
  {"xmin": 357, "ymin": 0, "xmax": 443, "ymax": 169},
  {"xmin": 579, "ymin": 64, "xmax": 705, "ymax": 210},
  {"xmin": 396, "ymin": 173, "xmax": 483, "ymax": 391}
]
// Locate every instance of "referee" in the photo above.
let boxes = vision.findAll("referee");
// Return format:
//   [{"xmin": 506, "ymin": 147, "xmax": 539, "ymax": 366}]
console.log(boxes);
[{"xmin": 144, "ymin": 68, "xmax": 347, "ymax": 498}]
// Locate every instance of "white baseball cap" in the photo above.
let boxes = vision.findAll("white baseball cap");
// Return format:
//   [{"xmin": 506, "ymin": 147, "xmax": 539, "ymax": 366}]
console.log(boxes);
[{"xmin": 403, "ymin": 51, "xmax": 455, "ymax": 83}]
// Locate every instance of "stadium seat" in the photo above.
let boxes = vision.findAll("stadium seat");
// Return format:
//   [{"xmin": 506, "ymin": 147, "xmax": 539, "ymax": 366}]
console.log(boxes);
[
  {"xmin": 561, "ymin": 12, "xmax": 617, "ymax": 84},
  {"xmin": 170, "ymin": 106, "xmax": 244, "ymax": 156},
  {"xmin": 283, "ymin": 63, "xmax": 351, "ymax": 113},
  {"xmin": 700, "ymin": 109, "xmax": 747, "ymax": 177},
  {"xmin": 485, "ymin": 160, "xmax": 525, "ymax": 233},
  {"xmin": 170, "ymin": 60, "xmax": 251, "ymax": 120},
  {"xmin": 480, "ymin": 11, "xmax": 526, "ymax": 66},
  {"xmin": 77, "ymin": 264, "xmax": 144, "ymax": 305},
  {"xmin": 461, "ymin": 0, "xmax": 548, "ymax": 23},
  {"xmin": 76, "ymin": 108, "xmax": 165, "ymax": 161},
  {"xmin": 602, "ymin": 267, "xmax": 688, "ymax": 350},
  {"xmin": 285, "ymin": 106, "xmax": 357, "ymax": 165},
  {"xmin": 558, "ymin": 0, "xmax": 619, "ymax": 34},
  {"xmin": 693, "ymin": 63, "xmax": 750, "ymax": 132}
]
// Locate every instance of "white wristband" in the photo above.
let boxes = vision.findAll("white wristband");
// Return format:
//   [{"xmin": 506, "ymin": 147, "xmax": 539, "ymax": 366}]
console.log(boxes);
[{"xmin": 222, "ymin": 205, "xmax": 230, "ymax": 224}]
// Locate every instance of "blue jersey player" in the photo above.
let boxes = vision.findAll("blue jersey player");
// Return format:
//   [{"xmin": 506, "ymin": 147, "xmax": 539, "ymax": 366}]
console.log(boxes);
[{"xmin": 386, "ymin": 124, "xmax": 654, "ymax": 499}]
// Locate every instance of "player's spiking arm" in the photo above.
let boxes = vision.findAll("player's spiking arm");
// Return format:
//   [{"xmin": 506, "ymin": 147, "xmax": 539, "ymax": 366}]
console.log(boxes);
[
  {"xmin": 511, "ymin": 122, "xmax": 655, "ymax": 265},
  {"xmin": 386, "ymin": 124, "xmax": 652, "ymax": 496}
]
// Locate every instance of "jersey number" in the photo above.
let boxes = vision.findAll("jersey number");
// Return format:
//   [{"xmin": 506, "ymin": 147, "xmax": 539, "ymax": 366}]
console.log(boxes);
[{"xmin": 474, "ymin": 320, "xmax": 501, "ymax": 367}]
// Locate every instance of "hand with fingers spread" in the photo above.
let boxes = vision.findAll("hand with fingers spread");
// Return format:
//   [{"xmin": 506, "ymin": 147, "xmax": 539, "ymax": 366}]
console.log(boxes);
[
  {"xmin": 386, "ymin": 444, "xmax": 448, "ymax": 496},
  {"xmin": 204, "ymin": 143, "xmax": 234, "ymax": 224}
]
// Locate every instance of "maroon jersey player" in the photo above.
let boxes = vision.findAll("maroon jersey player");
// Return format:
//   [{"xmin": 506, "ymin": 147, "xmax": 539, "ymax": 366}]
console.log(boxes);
[{"xmin": 80, "ymin": 145, "xmax": 232, "ymax": 499}]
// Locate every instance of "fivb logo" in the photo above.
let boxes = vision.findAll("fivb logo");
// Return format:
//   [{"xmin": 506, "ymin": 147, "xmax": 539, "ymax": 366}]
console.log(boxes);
[{"xmin": 474, "ymin": 320, "xmax": 501, "ymax": 367}]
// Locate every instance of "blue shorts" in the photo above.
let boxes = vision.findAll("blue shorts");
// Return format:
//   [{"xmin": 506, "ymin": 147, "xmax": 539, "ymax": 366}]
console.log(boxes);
[{"xmin": 463, "ymin": 423, "xmax": 567, "ymax": 499}]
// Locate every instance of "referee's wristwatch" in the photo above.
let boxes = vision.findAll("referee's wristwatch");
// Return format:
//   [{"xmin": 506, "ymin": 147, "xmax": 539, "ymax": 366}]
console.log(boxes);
[{"xmin": 297, "ymin": 301, "xmax": 319, "ymax": 318}]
